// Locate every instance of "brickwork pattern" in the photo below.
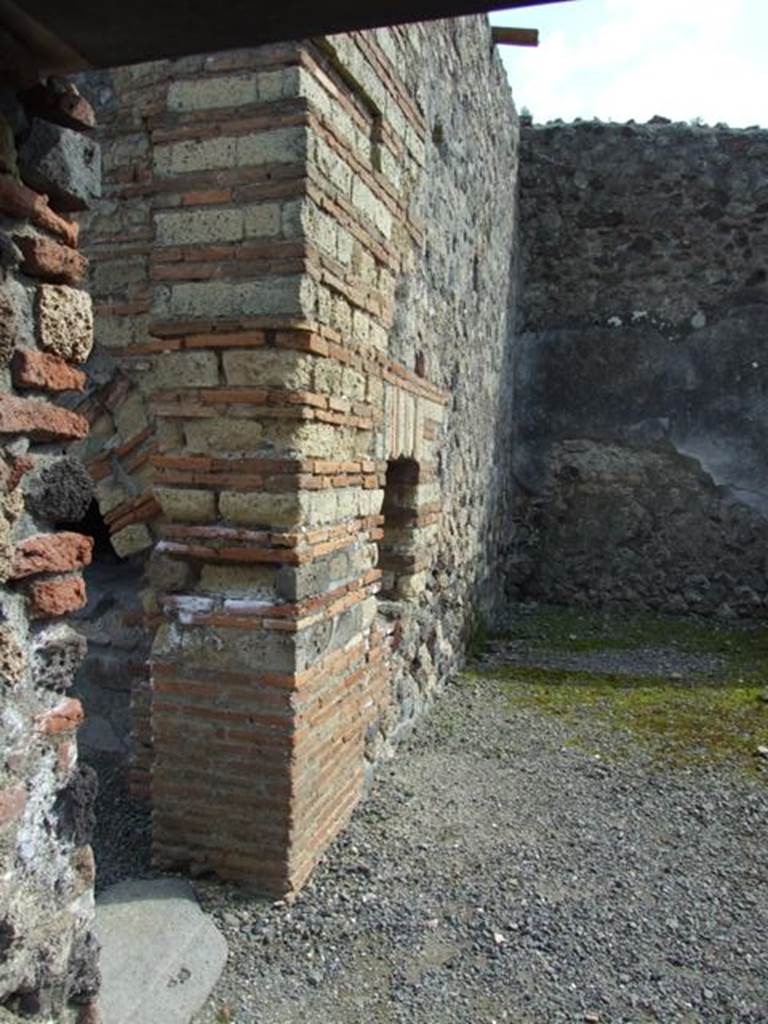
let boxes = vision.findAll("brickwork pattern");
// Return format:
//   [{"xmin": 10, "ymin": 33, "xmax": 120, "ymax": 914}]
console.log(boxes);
[{"xmin": 80, "ymin": 20, "xmax": 518, "ymax": 895}]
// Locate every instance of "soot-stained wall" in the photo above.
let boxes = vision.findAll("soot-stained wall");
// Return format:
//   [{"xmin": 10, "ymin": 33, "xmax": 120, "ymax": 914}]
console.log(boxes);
[{"xmin": 513, "ymin": 120, "xmax": 768, "ymax": 616}]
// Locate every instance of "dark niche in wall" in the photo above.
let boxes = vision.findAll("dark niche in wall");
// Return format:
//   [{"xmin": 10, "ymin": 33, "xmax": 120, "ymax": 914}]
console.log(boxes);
[
  {"xmin": 65, "ymin": 499, "xmax": 146, "ymax": 762},
  {"xmin": 379, "ymin": 457, "xmax": 422, "ymax": 601}
]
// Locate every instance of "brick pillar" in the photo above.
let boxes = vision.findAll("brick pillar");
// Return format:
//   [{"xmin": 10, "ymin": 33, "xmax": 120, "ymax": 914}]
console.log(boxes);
[
  {"xmin": 80, "ymin": 33, "xmax": 453, "ymax": 895},
  {"xmin": 136, "ymin": 37, "xmax": 451, "ymax": 894},
  {"xmin": 0, "ymin": 67, "xmax": 101, "ymax": 1018}
]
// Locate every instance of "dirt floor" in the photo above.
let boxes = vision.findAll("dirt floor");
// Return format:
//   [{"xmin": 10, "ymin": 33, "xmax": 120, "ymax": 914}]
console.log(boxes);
[
  {"xmin": 185, "ymin": 605, "xmax": 768, "ymax": 1023},
  {"xmin": 97, "ymin": 605, "xmax": 768, "ymax": 1023}
]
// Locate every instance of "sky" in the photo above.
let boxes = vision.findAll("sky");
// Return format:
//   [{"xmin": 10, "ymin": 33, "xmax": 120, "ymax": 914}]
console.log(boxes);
[{"xmin": 490, "ymin": 0, "xmax": 768, "ymax": 126}]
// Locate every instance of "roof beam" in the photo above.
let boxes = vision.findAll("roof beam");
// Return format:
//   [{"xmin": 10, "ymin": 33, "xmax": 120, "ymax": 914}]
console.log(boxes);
[
  {"xmin": 491, "ymin": 26, "xmax": 539, "ymax": 47},
  {"xmin": 0, "ymin": 0, "xmax": 571, "ymax": 72}
]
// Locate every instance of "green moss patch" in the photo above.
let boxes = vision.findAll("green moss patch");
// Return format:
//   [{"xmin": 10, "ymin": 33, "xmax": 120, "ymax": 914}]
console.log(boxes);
[
  {"xmin": 496, "ymin": 604, "xmax": 768, "ymax": 676},
  {"xmin": 470, "ymin": 663, "xmax": 768, "ymax": 771}
]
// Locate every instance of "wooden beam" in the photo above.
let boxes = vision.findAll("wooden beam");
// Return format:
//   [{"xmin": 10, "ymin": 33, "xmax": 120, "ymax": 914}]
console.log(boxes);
[
  {"xmin": 492, "ymin": 26, "xmax": 539, "ymax": 47},
  {"xmin": 0, "ymin": 0, "xmax": 90, "ymax": 76}
]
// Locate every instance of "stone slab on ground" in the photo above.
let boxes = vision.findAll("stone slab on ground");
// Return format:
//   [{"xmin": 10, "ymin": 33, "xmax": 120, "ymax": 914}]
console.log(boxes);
[{"xmin": 94, "ymin": 878, "xmax": 227, "ymax": 1024}]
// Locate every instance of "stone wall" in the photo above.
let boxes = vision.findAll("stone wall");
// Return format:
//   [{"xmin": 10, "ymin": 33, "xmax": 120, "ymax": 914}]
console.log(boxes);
[
  {"xmin": 513, "ymin": 120, "xmax": 768, "ymax": 616},
  {"xmin": 78, "ymin": 19, "xmax": 518, "ymax": 895},
  {"xmin": 0, "ymin": 68, "xmax": 100, "ymax": 1021}
]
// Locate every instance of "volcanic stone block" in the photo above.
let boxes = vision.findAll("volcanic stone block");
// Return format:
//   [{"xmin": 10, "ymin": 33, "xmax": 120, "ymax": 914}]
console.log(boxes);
[
  {"xmin": 38, "ymin": 284, "xmax": 94, "ymax": 363},
  {"xmin": 0, "ymin": 276, "xmax": 33, "ymax": 367},
  {"xmin": 31, "ymin": 623, "xmax": 88, "ymax": 692},
  {"xmin": 18, "ymin": 119, "xmax": 101, "ymax": 211},
  {"xmin": 54, "ymin": 765, "xmax": 97, "ymax": 845},
  {"xmin": 26, "ymin": 456, "xmax": 94, "ymax": 523},
  {"xmin": 154, "ymin": 487, "xmax": 216, "ymax": 523},
  {"xmin": 0, "ymin": 624, "xmax": 26, "ymax": 686},
  {"xmin": 184, "ymin": 418, "xmax": 263, "ymax": 454},
  {"xmin": 111, "ymin": 523, "xmax": 152, "ymax": 558},
  {"xmin": 166, "ymin": 74, "xmax": 257, "ymax": 112},
  {"xmin": 151, "ymin": 350, "xmax": 219, "ymax": 390},
  {"xmin": 0, "ymin": 233, "xmax": 21, "ymax": 270},
  {"xmin": 218, "ymin": 490, "xmax": 300, "ymax": 527}
]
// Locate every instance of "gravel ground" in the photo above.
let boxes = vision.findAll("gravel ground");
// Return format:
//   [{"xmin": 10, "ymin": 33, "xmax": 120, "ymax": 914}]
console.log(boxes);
[
  {"xmin": 92, "ymin": 618, "xmax": 768, "ymax": 1024},
  {"xmin": 89, "ymin": 755, "xmax": 152, "ymax": 893},
  {"xmin": 477, "ymin": 639, "xmax": 727, "ymax": 680}
]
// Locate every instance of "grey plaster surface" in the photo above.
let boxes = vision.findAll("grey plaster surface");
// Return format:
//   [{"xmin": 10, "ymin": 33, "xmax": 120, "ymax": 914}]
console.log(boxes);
[{"xmin": 94, "ymin": 878, "xmax": 227, "ymax": 1024}]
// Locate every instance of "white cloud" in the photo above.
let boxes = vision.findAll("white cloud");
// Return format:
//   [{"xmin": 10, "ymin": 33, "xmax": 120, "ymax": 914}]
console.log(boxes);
[{"xmin": 494, "ymin": 0, "xmax": 767, "ymax": 126}]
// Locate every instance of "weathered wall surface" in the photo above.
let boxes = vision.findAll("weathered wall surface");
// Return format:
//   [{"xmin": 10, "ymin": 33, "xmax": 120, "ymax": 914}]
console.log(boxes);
[
  {"xmin": 78, "ymin": 19, "xmax": 518, "ymax": 895},
  {"xmin": 367, "ymin": 20, "xmax": 518, "ymax": 748},
  {"xmin": 0, "ymin": 73, "xmax": 100, "ymax": 1020},
  {"xmin": 514, "ymin": 120, "xmax": 768, "ymax": 615}
]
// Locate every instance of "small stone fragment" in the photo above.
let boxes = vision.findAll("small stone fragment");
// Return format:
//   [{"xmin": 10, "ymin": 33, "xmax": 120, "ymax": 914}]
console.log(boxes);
[
  {"xmin": 0, "ymin": 232, "xmax": 21, "ymax": 269},
  {"xmin": 110, "ymin": 523, "xmax": 153, "ymax": 558},
  {"xmin": 72, "ymin": 845, "xmax": 97, "ymax": 887},
  {"xmin": 54, "ymin": 764, "xmax": 97, "ymax": 843},
  {"xmin": 34, "ymin": 695, "xmax": 84, "ymax": 734}
]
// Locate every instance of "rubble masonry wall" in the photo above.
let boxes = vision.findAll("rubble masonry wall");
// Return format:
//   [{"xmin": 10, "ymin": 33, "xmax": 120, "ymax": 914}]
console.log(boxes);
[{"xmin": 513, "ymin": 120, "xmax": 768, "ymax": 617}]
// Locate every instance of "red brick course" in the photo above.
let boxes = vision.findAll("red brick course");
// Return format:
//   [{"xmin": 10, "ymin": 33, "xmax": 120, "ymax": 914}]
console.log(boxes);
[
  {"xmin": 14, "ymin": 235, "xmax": 88, "ymax": 285},
  {"xmin": 12, "ymin": 349, "xmax": 87, "ymax": 392},
  {"xmin": 27, "ymin": 576, "xmax": 87, "ymax": 619},
  {"xmin": 0, "ymin": 174, "xmax": 79, "ymax": 247},
  {"xmin": 34, "ymin": 697, "xmax": 85, "ymax": 735},
  {"xmin": 11, "ymin": 532, "xmax": 93, "ymax": 579},
  {"xmin": 0, "ymin": 394, "xmax": 89, "ymax": 441}
]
